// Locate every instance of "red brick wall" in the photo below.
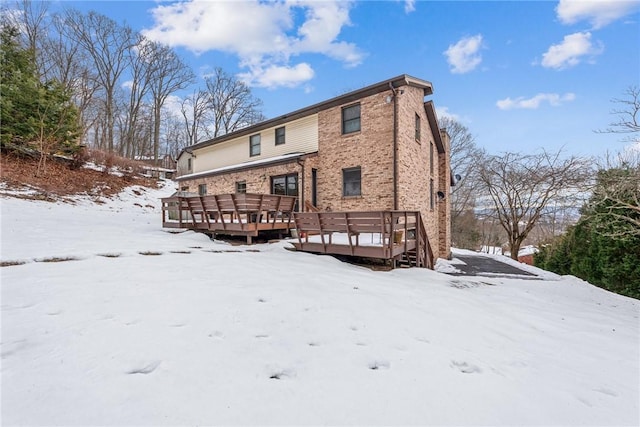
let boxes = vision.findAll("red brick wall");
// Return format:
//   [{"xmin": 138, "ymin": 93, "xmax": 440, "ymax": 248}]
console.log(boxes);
[{"xmin": 315, "ymin": 92, "xmax": 395, "ymax": 212}]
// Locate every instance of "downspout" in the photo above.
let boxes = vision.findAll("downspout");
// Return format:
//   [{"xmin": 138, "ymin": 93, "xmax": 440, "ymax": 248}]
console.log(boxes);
[
  {"xmin": 297, "ymin": 157, "xmax": 305, "ymax": 212},
  {"xmin": 389, "ymin": 82, "xmax": 398, "ymax": 210}
]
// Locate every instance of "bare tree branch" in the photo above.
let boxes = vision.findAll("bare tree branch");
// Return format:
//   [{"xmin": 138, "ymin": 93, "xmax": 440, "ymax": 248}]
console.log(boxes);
[
  {"xmin": 596, "ymin": 85, "xmax": 640, "ymax": 141},
  {"xmin": 478, "ymin": 149, "xmax": 591, "ymax": 259},
  {"xmin": 205, "ymin": 68, "xmax": 265, "ymax": 138}
]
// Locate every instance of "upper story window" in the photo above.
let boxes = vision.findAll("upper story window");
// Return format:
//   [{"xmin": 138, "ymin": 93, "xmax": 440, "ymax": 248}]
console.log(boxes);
[
  {"xmin": 187, "ymin": 158, "xmax": 192, "ymax": 172},
  {"xmin": 343, "ymin": 166, "xmax": 362, "ymax": 197},
  {"xmin": 250, "ymin": 134, "xmax": 261, "ymax": 157},
  {"xmin": 415, "ymin": 113, "xmax": 421, "ymax": 142},
  {"xmin": 275, "ymin": 126, "xmax": 285, "ymax": 145},
  {"xmin": 236, "ymin": 180, "xmax": 247, "ymax": 194},
  {"xmin": 198, "ymin": 184, "xmax": 207, "ymax": 196},
  {"xmin": 342, "ymin": 103, "xmax": 361, "ymax": 134}
]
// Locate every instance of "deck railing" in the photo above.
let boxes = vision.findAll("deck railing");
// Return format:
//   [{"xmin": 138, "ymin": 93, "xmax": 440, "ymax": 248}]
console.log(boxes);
[
  {"xmin": 161, "ymin": 193, "xmax": 297, "ymax": 243},
  {"xmin": 292, "ymin": 211, "xmax": 434, "ymax": 268}
]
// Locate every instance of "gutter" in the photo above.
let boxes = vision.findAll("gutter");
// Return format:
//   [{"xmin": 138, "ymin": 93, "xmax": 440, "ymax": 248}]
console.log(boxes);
[
  {"xmin": 390, "ymin": 82, "xmax": 398, "ymax": 210},
  {"xmin": 296, "ymin": 158, "xmax": 305, "ymax": 212}
]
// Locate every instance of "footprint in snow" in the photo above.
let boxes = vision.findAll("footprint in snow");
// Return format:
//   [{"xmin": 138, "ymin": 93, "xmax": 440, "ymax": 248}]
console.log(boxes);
[
  {"xmin": 268, "ymin": 367, "xmax": 295, "ymax": 380},
  {"xmin": 208, "ymin": 331, "xmax": 224, "ymax": 339},
  {"xmin": 451, "ymin": 360, "xmax": 482, "ymax": 374},
  {"xmin": 593, "ymin": 387, "xmax": 618, "ymax": 397},
  {"xmin": 127, "ymin": 360, "xmax": 161, "ymax": 375},
  {"xmin": 368, "ymin": 360, "xmax": 391, "ymax": 370}
]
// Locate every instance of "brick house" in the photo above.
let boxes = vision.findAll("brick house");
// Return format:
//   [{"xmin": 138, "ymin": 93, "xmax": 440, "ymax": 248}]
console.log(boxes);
[{"xmin": 175, "ymin": 74, "xmax": 452, "ymax": 260}]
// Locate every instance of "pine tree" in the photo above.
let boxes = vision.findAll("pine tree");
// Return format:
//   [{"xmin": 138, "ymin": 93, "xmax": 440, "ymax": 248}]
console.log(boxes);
[{"xmin": 0, "ymin": 23, "xmax": 80, "ymax": 158}]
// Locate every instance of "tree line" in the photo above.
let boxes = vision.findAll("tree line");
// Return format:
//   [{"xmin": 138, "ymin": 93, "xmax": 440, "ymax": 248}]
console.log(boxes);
[
  {"xmin": 444, "ymin": 88, "xmax": 639, "ymax": 299},
  {"xmin": 1, "ymin": 0, "xmax": 265, "ymax": 164}
]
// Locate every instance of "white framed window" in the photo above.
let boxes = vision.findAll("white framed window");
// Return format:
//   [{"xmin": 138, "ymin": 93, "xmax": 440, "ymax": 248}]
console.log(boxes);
[
  {"xmin": 250, "ymin": 134, "xmax": 261, "ymax": 157},
  {"xmin": 275, "ymin": 126, "xmax": 285, "ymax": 145}
]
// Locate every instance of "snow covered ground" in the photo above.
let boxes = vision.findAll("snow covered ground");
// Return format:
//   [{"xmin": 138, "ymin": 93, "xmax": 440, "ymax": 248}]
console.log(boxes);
[{"xmin": 1, "ymin": 181, "xmax": 639, "ymax": 426}]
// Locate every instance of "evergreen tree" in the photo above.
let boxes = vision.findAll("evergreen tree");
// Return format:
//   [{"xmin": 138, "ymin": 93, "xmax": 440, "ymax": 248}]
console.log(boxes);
[
  {"xmin": 0, "ymin": 23, "xmax": 80, "ymax": 155},
  {"xmin": 535, "ymin": 165, "xmax": 640, "ymax": 299}
]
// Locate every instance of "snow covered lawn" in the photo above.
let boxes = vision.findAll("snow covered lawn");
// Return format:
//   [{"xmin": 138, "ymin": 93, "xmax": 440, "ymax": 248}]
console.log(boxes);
[{"xmin": 1, "ymin": 182, "xmax": 639, "ymax": 425}]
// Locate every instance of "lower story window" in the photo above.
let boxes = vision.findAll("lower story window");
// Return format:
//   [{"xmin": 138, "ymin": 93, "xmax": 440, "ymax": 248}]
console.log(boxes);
[
  {"xmin": 236, "ymin": 180, "xmax": 247, "ymax": 194},
  {"xmin": 271, "ymin": 173, "xmax": 299, "ymax": 211},
  {"xmin": 271, "ymin": 173, "xmax": 298, "ymax": 197},
  {"xmin": 343, "ymin": 167, "xmax": 361, "ymax": 197},
  {"xmin": 198, "ymin": 184, "xmax": 207, "ymax": 196}
]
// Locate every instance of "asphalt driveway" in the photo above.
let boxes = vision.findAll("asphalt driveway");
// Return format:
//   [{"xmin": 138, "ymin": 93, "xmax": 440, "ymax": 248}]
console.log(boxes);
[{"xmin": 447, "ymin": 253, "xmax": 539, "ymax": 279}]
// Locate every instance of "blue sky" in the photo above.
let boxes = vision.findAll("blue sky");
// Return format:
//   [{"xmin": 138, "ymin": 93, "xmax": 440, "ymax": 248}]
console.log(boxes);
[{"xmin": 57, "ymin": 0, "xmax": 639, "ymax": 157}]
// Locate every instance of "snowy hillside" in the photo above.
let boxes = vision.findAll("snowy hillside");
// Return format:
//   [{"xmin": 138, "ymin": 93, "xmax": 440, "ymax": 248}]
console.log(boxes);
[{"xmin": 1, "ymin": 182, "xmax": 638, "ymax": 426}]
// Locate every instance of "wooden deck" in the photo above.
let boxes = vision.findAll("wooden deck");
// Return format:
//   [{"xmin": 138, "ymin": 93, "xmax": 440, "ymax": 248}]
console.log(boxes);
[
  {"xmin": 161, "ymin": 193, "xmax": 297, "ymax": 244},
  {"xmin": 292, "ymin": 211, "xmax": 434, "ymax": 269}
]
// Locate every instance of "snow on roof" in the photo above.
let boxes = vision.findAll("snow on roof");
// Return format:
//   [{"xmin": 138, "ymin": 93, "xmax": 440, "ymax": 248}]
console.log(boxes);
[{"xmin": 518, "ymin": 245, "xmax": 539, "ymax": 257}]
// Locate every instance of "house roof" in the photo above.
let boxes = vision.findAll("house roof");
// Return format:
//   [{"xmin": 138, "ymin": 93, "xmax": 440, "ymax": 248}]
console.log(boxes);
[
  {"xmin": 176, "ymin": 152, "xmax": 310, "ymax": 181},
  {"xmin": 424, "ymin": 101, "xmax": 444, "ymax": 154},
  {"xmin": 182, "ymin": 74, "xmax": 434, "ymax": 155}
]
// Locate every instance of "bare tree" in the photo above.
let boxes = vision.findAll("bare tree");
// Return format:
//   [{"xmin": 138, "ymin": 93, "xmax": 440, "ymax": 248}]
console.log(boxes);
[
  {"xmin": 15, "ymin": 0, "xmax": 48, "ymax": 75},
  {"xmin": 61, "ymin": 10, "xmax": 134, "ymax": 152},
  {"xmin": 45, "ymin": 14, "xmax": 101, "ymax": 145},
  {"xmin": 181, "ymin": 89, "xmax": 211, "ymax": 146},
  {"xmin": 147, "ymin": 40, "xmax": 194, "ymax": 162},
  {"xmin": 205, "ymin": 67, "xmax": 265, "ymax": 138},
  {"xmin": 119, "ymin": 34, "xmax": 155, "ymax": 158},
  {"xmin": 477, "ymin": 149, "xmax": 591, "ymax": 260},
  {"xmin": 596, "ymin": 85, "xmax": 640, "ymax": 141},
  {"xmin": 439, "ymin": 116, "xmax": 483, "ymax": 249},
  {"xmin": 587, "ymin": 150, "xmax": 640, "ymax": 238},
  {"xmin": 162, "ymin": 114, "xmax": 187, "ymax": 159},
  {"xmin": 587, "ymin": 85, "xmax": 640, "ymax": 238}
]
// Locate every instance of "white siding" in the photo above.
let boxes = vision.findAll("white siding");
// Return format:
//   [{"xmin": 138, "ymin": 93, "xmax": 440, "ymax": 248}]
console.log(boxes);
[
  {"xmin": 176, "ymin": 153, "xmax": 192, "ymax": 177},
  {"xmin": 192, "ymin": 115, "xmax": 318, "ymax": 173}
]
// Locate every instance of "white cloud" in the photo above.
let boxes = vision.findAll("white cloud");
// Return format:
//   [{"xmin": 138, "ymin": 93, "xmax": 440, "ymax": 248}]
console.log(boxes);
[
  {"xmin": 436, "ymin": 107, "xmax": 461, "ymax": 122},
  {"xmin": 496, "ymin": 93, "xmax": 576, "ymax": 110},
  {"xmin": 161, "ymin": 94, "xmax": 185, "ymax": 119},
  {"xmin": 238, "ymin": 63, "xmax": 315, "ymax": 89},
  {"xmin": 404, "ymin": 0, "xmax": 416, "ymax": 13},
  {"xmin": 556, "ymin": 0, "xmax": 640, "ymax": 29},
  {"xmin": 142, "ymin": 0, "xmax": 363, "ymax": 89},
  {"xmin": 541, "ymin": 31, "xmax": 603, "ymax": 69},
  {"xmin": 443, "ymin": 34, "xmax": 484, "ymax": 74}
]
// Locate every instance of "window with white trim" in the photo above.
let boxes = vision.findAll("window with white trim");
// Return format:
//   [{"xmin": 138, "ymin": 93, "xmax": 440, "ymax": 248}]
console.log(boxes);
[
  {"xmin": 275, "ymin": 126, "xmax": 285, "ymax": 145},
  {"xmin": 250, "ymin": 134, "xmax": 261, "ymax": 157}
]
